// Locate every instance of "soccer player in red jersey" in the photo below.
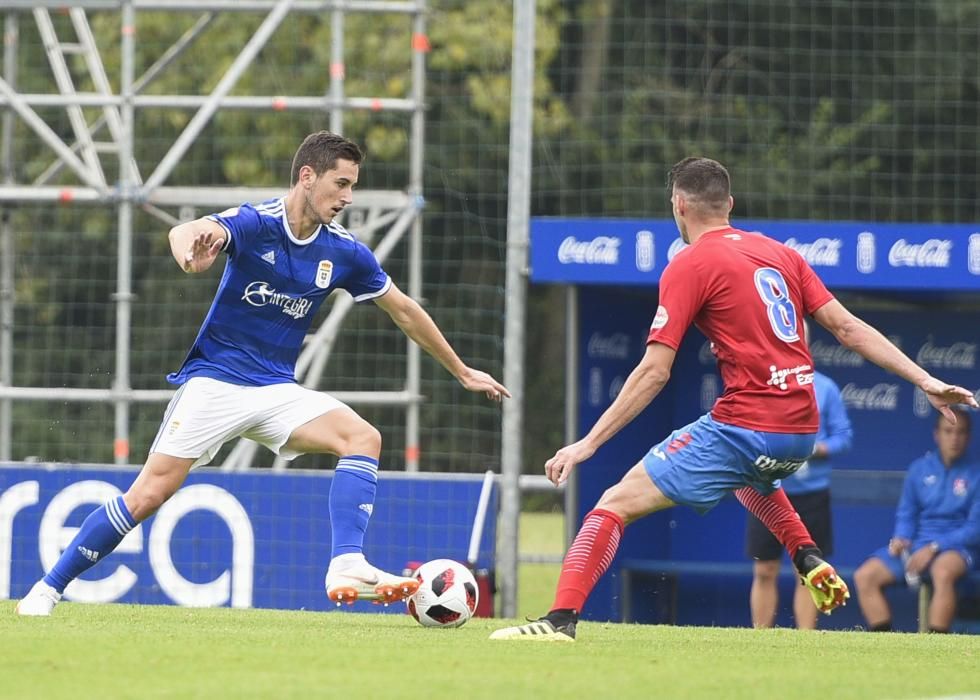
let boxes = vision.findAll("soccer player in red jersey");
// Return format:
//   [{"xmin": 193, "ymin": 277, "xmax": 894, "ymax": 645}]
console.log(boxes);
[{"xmin": 491, "ymin": 156, "xmax": 977, "ymax": 641}]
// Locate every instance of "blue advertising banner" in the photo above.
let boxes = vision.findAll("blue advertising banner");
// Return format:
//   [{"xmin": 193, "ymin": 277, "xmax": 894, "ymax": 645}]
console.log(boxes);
[
  {"xmin": 0, "ymin": 465, "xmax": 496, "ymax": 612},
  {"xmin": 531, "ymin": 218, "xmax": 980, "ymax": 290}
]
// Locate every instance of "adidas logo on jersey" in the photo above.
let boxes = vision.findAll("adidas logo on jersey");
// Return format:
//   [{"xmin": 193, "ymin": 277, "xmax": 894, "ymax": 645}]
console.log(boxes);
[
  {"xmin": 261, "ymin": 250, "xmax": 276, "ymax": 265},
  {"xmin": 77, "ymin": 546, "xmax": 99, "ymax": 562}
]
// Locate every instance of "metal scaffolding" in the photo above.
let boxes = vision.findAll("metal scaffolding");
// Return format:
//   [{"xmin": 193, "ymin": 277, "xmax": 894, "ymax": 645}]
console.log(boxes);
[{"xmin": 0, "ymin": 0, "xmax": 428, "ymax": 469}]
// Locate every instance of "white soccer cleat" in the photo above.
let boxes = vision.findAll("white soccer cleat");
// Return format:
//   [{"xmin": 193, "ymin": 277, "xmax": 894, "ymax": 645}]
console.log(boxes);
[
  {"xmin": 324, "ymin": 557, "xmax": 418, "ymax": 607},
  {"xmin": 15, "ymin": 581, "xmax": 61, "ymax": 617},
  {"xmin": 489, "ymin": 617, "xmax": 577, "ymax": 642}
]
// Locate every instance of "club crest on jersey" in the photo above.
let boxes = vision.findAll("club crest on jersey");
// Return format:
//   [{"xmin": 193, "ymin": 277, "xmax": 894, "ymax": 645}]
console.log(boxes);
[
  {"xmin": 953, "ymin": 478, "xmax": 967, "ymax": 497},
  {"xmin": 316, "ymin": 260, "xmax": 334, "ymax": 289}
]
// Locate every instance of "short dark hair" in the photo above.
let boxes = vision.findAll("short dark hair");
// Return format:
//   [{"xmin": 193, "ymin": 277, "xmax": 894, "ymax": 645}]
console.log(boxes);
[
  {"xmin": 936, "ymin": 406, "xmax": 972, "ymax": 431},
  {"xmin": 667, "ymin": 157, "xmax": 731, "ymax": 214},
  {"xmin": 290, "ymin": 131, "xmax": 363, "ymax": 185}
]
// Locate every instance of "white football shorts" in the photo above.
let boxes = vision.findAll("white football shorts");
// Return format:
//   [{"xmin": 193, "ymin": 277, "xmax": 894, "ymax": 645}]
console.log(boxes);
[{"xmin": 149, "ymin": 377, "xmax": 346, "ymax": 468}]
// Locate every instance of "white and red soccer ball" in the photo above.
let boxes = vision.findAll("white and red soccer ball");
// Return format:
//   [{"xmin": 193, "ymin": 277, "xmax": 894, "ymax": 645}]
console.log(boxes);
[{"xmin": 406, "ymin": 559, "xmax": 479, "ymax": 628}]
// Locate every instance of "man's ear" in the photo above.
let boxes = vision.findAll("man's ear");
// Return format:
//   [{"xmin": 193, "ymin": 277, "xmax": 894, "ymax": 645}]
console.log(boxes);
[
  {"xmin": 674, "ymin": 193, "xmax": 685, "ymax": 216},
  {"xmin": 300, "ymin": 165, "xmax": 316, "ymax": 189}
]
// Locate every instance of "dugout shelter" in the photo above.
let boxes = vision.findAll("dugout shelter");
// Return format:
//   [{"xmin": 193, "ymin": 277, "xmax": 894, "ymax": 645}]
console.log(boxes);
[{"xmin": 530, "ymin": 219, "xmax": 980, "ymax": 631}]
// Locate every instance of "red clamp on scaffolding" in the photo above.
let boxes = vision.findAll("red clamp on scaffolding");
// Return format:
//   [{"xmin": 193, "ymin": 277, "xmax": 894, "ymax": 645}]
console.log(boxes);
[{"xmin": 411, "ymin": 32, "xmax": 430, "ymax": 53}]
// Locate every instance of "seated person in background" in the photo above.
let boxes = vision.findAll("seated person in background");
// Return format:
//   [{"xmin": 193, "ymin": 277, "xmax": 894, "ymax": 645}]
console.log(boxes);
[
  {"xmin": 746, "ymin": 324, "xmax": 853, "ymax": 629},
  {"xmin": 854, "ymin": 407, "xmax": 980, "ymax": 632}
]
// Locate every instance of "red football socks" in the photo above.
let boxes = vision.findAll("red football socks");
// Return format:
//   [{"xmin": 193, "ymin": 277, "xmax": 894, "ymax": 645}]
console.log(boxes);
[
  {"xmin": 734, "ymin": 486, "xmax": 814, "ymax": 556},
  {"xmin": 551, "ymin": 508, "xmax": 625, "ymax": 613}
]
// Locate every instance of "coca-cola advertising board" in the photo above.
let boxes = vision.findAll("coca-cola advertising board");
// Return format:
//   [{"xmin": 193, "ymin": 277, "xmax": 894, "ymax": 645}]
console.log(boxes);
[
  {"xmin": 807, "ymin": 310, "xmax": 979, "ymax": 471},
  {"xmin": 531, "ymin": 218, "xmax": 980, "ymax": 290}
]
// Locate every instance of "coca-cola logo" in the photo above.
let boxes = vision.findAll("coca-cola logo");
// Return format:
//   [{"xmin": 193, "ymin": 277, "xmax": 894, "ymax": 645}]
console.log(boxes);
[
  {"xmin": 841, "ymin": 382, "xmax": 900, "ymax": 411},
  {"xmin": 784, "ymin": 237, "xmax": 842, "ymax": 267},
  {"xmin": 558, "ymin": 236, "xmax": 620, "ymax": 265},
  {"xmin": 808, "ymin": 339, "xmax": 864, "ymax": 367},
  {"xmin": 915, "ymin": 340, "xmax": 976, "ymax": 369},
  {"xmin": 587, "ymin": 332, "xmax": 631, "ymax": 360},
  {"xmin": 887, "ymin": 238, "xmax": 952, "ymax": 268}
]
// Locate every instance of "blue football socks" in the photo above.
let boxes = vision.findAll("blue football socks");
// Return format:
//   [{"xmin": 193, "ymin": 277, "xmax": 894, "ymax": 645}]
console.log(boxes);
[
  {"xmin": 329, "ymin": 455, "xmax": 379, "ymax": 556},
  {"xmin": 43, "ymin": 495, "xmax": 137, "ymax": 594}
]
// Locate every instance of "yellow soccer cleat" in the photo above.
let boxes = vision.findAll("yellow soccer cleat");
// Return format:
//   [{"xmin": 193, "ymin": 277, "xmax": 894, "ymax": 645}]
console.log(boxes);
[{"xmin": 801, "ymin": 560, "xmax": 850, "ymax": 614}]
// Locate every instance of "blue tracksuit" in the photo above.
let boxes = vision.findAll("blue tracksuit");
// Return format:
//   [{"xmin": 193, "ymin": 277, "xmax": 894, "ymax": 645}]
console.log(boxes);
[
  {"xmin": 894, "ymin": 451, "xmax": 980, "ymax": 554},
  {"xmin": 781, "ymin": 371, "xmax": 853, "ymax": 495}
]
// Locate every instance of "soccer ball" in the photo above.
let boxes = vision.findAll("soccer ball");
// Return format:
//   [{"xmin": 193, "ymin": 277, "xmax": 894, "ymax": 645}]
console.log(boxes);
[{"xmin": 406, "ymin": 559, "xmax": 479, "ymax": 628}]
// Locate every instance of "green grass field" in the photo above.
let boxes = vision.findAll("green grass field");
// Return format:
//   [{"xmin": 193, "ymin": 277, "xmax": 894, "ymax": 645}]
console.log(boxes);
[
  {"xmin": 4, "ymin": 513, "xmax": 978, "ymax": 699},
  {"xmin": 3, "ymin": 602, "xmax": 979, "ymax": 700}
]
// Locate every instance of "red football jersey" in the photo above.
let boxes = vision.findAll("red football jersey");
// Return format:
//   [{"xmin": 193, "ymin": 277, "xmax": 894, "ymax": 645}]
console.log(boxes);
[{"xmin": 647, "ymin": 227, "xmax": 835, "ymax": 433}]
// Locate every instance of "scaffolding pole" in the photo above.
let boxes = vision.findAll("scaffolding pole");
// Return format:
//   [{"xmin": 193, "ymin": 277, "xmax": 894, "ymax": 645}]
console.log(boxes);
[
  {"xmin": 111, "ymin": 0, "xmax": 136, "ymax": 464},
  {"xmin": 499, "ymin": 0, "xmax": 535, "ymax": 619},
  {"xmin": 0, "ymin": 12, "xmax": 17, "ymax": 461},
  {"xmin": 0, "ymin": 2, "xmax": 428, "ymax": 468},
  {"xmin": 404, "ymin": 0, "xmax": 427, "ymax": 472}
]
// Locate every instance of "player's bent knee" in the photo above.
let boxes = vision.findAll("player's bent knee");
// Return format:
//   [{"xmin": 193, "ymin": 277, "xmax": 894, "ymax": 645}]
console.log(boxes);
[
  {"xmin": 930, "ymin": 566, "xmax": 962, "ymax": 587},
  {"xmin": 344, "ymin": 419, "xmax": 382, "ymax": 456},
  {"xmin": 594, "ymin": 487, "xmax": 629, "ymax": 520},
  {"xmin": 854, "ymin": 561, "xmax": 884, "ymax": 591},
  {"xmin": 124, "ymin": 486, "xmax": 175, "ymax": 521}
]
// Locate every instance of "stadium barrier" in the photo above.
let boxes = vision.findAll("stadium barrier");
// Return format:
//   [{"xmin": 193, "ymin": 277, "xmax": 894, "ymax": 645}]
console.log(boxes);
[
  {"xmin": 0, "ymin": 463, "xmax": 497, "ymax": 614},
  {"xmin": 620, "ymin": 560, "xmax": 980, "ymax": 633},
  {"xmin": 618, "ymin": 470, "xmax": 980, "ymax": 633}
]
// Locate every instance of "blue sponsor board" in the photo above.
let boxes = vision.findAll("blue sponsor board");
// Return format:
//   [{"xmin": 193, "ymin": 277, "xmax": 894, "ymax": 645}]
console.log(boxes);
[
  {"xmin": 531, "ymin": 218, "xmax": 980, "ymax": 290},
  {"xmin": 0, "ymin": 465, "xmax": 496, "ymax": 611}
]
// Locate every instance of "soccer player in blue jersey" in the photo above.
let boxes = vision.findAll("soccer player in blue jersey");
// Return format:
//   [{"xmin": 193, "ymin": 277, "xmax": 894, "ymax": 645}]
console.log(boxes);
[
  {"xmin": 16, "ymin": 131, "xmax": 510, "ymax": 616},
  {"xmin": 854, "ymin": 408, "xmax": 980, "ymax": 633},
  {"xmin": 745, "ymin": 321, "xmax": 853, "ymax": 629}
]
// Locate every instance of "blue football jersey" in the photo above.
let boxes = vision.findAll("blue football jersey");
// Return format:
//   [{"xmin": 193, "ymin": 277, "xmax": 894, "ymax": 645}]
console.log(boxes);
[{"xmin": 167, "ymin": 198, "xmax": 391, "ymax": 386}]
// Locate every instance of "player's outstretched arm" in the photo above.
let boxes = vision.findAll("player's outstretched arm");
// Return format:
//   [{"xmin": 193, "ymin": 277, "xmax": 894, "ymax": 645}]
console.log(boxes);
[
  {"xmin": 168, "ymin": 217, "xmax": 227, "ymax": 273},
  {"xmin": 812, "ymin": 299, "xmax": 978, "ymax": 421},
  {"xmin": 374, "ymin": 283, "xmax": 510, "ymax": 402},
  {"xmin": 545, "ymin": 343, "xmax": 674, "ymax": 486}
]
